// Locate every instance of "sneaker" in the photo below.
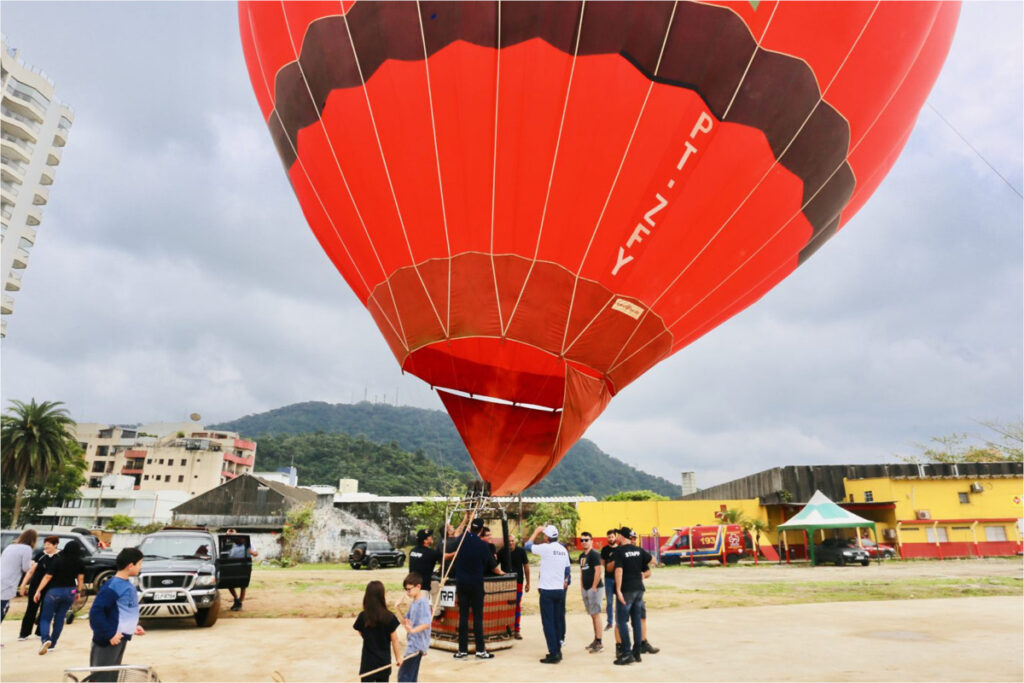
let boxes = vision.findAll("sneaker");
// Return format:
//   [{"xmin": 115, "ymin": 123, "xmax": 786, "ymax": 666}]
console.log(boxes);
[
  {"xmin": 230, "ymin": 601, "xmax": 242, "ymax": 612},
  {"xmin": 513, "ymin": 632, "xmax": 523, "ymax": 640},
  {"xmin": 604, "ymin": 623, "xmax": 613, "ymax": 631},
  {"xmin": 453, "ymin": 651, "xmax": 468, "ymax": 659},
  {"xmin": 587, "ymin": 641, "xmax": 604, "ymax": 653},
  {"xmin": 613, "ymin": 653, "xmax": 635, "ymax": 666},
  {"xmin": 475, "ymin": 651, "xmax": 494, "ymax": 659},
  {"xmin": 633, "ymin": 652, "xmax": 642, "ymax": 663},
  {"xmin": 640, "ymin": 640, "xmax": 660, "ymax": 654},
  {"xmin": 39, "ymin": 640, "xmax": 51, "ymax": 655},
  {"xmin": 18, "ymin": 637, "xmax": 30, "ymax": 642},
  {"xmin": 539, "ymin": 653, "xmax": 562, "ymax": 664}
]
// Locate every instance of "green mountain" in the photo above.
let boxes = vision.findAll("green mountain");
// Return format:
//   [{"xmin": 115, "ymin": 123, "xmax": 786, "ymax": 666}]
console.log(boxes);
[{"xmin": 211, "ymin": 401, "xmax": 679, "ymax": 498}]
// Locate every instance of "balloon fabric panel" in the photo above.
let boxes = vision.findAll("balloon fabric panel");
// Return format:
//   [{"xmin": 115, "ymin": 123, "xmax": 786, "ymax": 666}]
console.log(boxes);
[{"xmin": 240, "ymin": 0, "xmax": 960, "ymax": 494}]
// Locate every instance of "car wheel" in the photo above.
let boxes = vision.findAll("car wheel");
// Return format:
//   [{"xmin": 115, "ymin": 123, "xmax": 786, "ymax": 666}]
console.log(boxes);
[
  {"xmin": 350, "ymin": 563, "xmax": 360, "ymax": 570},
  {"xmin": 725, "ymin": 553, "xmax": 739, "ymax": 565},
  {"xmin": 195, "ymin": 594, "xmax": 221, "ymax": 627},
  {"xmin": 93, "ymin": 570, "xmax": 115, "ymax": 594},
  {"xmin": 396, "ymin": 555, "xmax": 405, "ymax": 567},
  {"xmin": 368, "ymin": 557, "xmax": 380, "ymax": 570},
  {"xmin": 835, "ymin": 556, "xmax": 845, "ymax": 566}
]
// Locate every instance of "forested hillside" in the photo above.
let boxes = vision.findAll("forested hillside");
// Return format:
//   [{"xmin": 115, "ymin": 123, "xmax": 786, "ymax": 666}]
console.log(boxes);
[{"xmin": 213, "ymin": 401, "xmax": 679, "ymax": 498}]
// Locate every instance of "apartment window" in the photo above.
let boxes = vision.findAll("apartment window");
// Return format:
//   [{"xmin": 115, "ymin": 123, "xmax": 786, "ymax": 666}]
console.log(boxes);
[
  {"xmin": 985, "ymin": 526, "xmax": 1008, "ymax": 542},
  {"xmin": 91, "ymin": 461, "xmax": 105, "ymax": 473},
  {"xmin": 164, "ymin": 475, "xmax": 170, "ymax": 482},
  {"xmin": 146, "ymin": 459, "xmax": 152, "ymax": 465},
  {"xmin": 159, "ymin": 459, "xmax": 164, "ymax": 465},
  {"xmin": 144, "ymin": 475, "xmax": 149, "ymax": 481},
  {"xmin": 180, "ymin": 459, "xmax": 187, "ymax": 466},
  {"xmin": 864, "ymin": 491, "xmax": 873, "ymax": 502},
  {"xmin": 97, "ymin": 446, "xmax": 109, "ymax": 456},
  {"xmin": 178, "ymin": 475, "xmax": 184, "ymax": 483},
  {"xmin": 924, "ymin": 527, "xmax": 948, "ymax": 543}
]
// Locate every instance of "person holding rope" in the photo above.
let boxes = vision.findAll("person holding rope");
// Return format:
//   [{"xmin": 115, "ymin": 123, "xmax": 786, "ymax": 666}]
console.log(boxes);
[
  {"xmin": 395, "ymin": 573, "xmax": 432, "ymax": 682},
  {"xmin": 452, "ymin": 517, "xmax": 503, "ymax": 660},
  {"xmin": 354, "ymin": 581, "xmax": 402, "ymax": 682}
]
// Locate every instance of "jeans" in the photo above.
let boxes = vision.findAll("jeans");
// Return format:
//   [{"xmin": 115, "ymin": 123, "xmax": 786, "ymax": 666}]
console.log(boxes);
[
  {"xmin": 456, "ymin": 582, "xmax": 485, "ymax": 653},
  {"xmin": 39, "ymin": 586, "xmax": 75, "ymax": 646},
  {"xmin": 538, "ymin": 588, "xmax": 565, "ymax": 655},
  {"xmin": 514, "ymin": 583, "xmax": 523, "ymax": 633},
  {"xmin": 397, "ymin": 651, "xmax": 422, "ymax": 682},
  {"xmin": 89, "ymin": 640, "xmax": 128, "ymax": 682},
  {"xmin": 616, "ymin": 589, "xmax": 644, "ymax": 657},
  {"xmin": 604, "ymin": 581, "xmax": 616, "ymax": 627}
]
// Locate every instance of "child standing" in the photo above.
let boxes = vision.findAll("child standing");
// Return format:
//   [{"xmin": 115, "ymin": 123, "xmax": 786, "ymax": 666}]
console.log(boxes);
[
  {"xmin": 354, "ymin": 580, "xmax": 402, "ymax": 682},
  {"xmin": 88, "ymin": 547, "xmax": 145, "ymax": 682},
  {"xmin": 397, "ymin": 573, "xmax": 432, "ymax": 682}
]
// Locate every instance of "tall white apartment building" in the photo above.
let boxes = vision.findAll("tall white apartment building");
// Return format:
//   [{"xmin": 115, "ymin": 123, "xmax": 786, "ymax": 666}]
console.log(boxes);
[{"xmin": 1, "ymin": 38, "xmax": 73, "ymax": 338}]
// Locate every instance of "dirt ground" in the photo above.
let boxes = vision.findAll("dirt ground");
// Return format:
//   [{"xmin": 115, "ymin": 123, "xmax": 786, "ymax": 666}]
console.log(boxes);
[{"xmin": 2, "ymin": 559, "xmax": 1021, "ymax": 682}]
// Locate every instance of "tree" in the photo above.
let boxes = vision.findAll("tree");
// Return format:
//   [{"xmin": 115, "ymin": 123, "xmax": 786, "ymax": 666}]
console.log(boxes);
[
  {"xmin": 1, "ymin": 399, "xmax": 78, "ymax": 527},
  {"xmin": 0, "ymin": 447, "xmax": 86, "ymax": 528},
  {"xmin": 900, "ymin": 420, "xmax": 1023, "ymax": 464},
  {"xmin": 107, "ymin": 514, "xmax": 135, "ymax": 531},
  {"xmin": 603, "ymin": 490, "xmax": 669, "ymax": 501},
  {"xmin": 742, "ymin": 518, "xmax": 770, "ymax": 561},
  {"xmin": 526, "ymin": 502, "xmax": 580, "ymax": 540},
  {"xmin": 718, "ymin": 508, "xmax": 746, "ymax": 525}
]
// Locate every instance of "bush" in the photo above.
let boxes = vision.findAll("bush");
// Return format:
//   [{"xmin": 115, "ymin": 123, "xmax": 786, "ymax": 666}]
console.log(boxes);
[
  {"xmin": 107, "ymin": 514, "xmax": 135, "ymax": 531},
  {"xmin": 603, "ymin": 490, "xmax": 669, "ymax": 501}
]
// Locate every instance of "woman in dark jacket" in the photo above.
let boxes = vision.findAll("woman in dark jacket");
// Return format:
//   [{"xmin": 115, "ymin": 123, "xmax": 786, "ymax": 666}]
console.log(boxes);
[{"xmin": 34, "ymin": 539, "xmax": 84, "ymax": 654}]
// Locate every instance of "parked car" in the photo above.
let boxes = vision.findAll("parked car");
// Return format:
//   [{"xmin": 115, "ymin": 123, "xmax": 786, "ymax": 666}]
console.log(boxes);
[
  {"xmin": 349, "ymin": 540, "xmax": 405, "ymax": 570},
  {"xmin": 1, "ymin": 529, "xmax": 118, "ymax": 594},
  {"xmin": 814, "ymin": 537, "xmax": 871, "ymax": 566},
  {"xmin": 858, "ymin": 538, "xmax": 897, "ymax": 559},
  {"xmin": 135, "ymin": 527, "xmax": 253, "ymax": 627}
]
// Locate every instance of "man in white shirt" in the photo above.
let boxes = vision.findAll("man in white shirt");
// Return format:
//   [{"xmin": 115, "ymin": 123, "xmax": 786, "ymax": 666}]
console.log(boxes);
[{"xmin": 525, "ymin": 525, "xmax": 570, "ymax": 664}]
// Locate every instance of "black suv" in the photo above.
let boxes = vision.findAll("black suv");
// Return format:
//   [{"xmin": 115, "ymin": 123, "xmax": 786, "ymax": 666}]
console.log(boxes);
[
  {"xmin": 814, "ymin": 537, "xmax": 872, "ymax": 566},
  {"xmin": 1, "ymin": 529, "xmax": 118, "ymax": 594},
  {"xmin": 349, "ymin": 540, "xmax": 405, "ymax": 570},
  {"xmin": 135, "ymin": 528, "xmax": 253, "ymax": 627}
]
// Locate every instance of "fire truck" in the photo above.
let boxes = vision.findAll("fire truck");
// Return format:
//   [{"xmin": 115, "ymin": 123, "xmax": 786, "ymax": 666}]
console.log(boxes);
[{"xmin": 659, "ymin": 525, "xmax": 751, "ymax": 565}]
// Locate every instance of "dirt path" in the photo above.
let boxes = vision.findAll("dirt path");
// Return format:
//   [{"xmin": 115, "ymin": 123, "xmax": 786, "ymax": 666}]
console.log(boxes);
[{"xmin": 2, "ymin": 597, "xmax": 1020, "ymax": 681}]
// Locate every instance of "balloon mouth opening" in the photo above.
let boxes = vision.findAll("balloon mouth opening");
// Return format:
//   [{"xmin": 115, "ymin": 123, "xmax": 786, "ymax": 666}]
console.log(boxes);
[
  {"xmin": 435, "ymin": 386, "xmax": 563, "ymax": 414},
  {"xmin": 402, "ymin": 337, "xmax": 604, "ymax": 410}
]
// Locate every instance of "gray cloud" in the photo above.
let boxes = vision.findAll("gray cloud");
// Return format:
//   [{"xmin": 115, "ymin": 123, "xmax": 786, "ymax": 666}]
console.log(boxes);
[{"xmin": 2, "ymin": 2, "xmax": 1020, "ymax": 489}]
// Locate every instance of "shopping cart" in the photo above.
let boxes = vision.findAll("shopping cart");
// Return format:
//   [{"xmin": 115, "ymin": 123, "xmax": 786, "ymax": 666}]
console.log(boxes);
[{"xmin": 62, "ymin": 665, "xmax": 159, "ymax": 682}]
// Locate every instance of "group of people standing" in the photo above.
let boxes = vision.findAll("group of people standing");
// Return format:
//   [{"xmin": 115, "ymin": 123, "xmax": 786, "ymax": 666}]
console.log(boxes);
[{"xmin": 0, "ymin": 529, "xmax": 146, "ymax": 681}]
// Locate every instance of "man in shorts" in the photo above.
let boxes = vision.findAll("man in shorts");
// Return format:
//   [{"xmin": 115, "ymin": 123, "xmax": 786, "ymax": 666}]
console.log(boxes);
[{"xmin": 578, "ymin": 532, "xmax": 604, "ymax": 652}]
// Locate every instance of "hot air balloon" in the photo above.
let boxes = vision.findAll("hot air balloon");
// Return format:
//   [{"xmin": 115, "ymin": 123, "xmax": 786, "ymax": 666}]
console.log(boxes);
[{"xmin": 239, "ymin": 1, "xmax": 959, "ymax": 495}]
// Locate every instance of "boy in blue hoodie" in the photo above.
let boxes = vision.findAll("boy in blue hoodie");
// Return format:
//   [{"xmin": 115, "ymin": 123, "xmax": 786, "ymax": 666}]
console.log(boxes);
[{"xmin": 88, "ymin": 547, "xmax": 145, "ymax": 681}]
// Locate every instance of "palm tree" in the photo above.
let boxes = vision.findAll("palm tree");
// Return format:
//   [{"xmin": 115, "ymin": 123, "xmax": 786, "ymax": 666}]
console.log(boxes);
[
  {"xmin": 742, "ymin": 518, "xmax": 771, "ymax": 564},
  {"xmin": 1, "ymin": 399, "xmax": 76, "ymax": 528},
  {"xmin": 719, "ymin": 508, "xmax": 746, "ymax": 525}
]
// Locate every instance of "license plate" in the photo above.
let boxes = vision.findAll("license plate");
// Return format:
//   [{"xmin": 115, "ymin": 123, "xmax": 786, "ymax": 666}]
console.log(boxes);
[
  {"xmin": 153, "ymin": 591, "xmax": 177, "ymax": 601},
  {"xmin": 439, "ymin": 587, "xmax": 456, "ymax": 608}
]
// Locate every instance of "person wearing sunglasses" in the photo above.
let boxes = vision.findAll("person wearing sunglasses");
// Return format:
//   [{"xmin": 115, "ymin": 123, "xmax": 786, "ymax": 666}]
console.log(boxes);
[{"xmin": 578, "ymin": 533, "xmax": 604, "ymax": 653}]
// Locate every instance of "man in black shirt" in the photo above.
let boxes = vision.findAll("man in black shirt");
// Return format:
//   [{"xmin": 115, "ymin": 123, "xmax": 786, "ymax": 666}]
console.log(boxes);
[
  {"xmin": 578, "ymin": 532, "xmax": 604, "ymax": 653},
  {"xmin": 499, "ymin": 536, "xmax": 529, "ymax": 639},
  {"xmin": 612, "ymin": 527, "xmax": 651, "ymax": 665},
  {"xmin": 600, "ymin": 529, "xmax": 619, "ymax": 633},
  {"xmin": 408, "ymin": 529, "xmax": 442, "ymax": 593},
  {"xmin": 453, "ymin": 518, "xmax": 504, "ymax": 660}
]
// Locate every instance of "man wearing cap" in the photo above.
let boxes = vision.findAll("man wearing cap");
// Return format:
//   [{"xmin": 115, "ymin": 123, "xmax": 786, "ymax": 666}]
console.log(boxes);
[
  {"xmin": 525, "ymin": 525, "xmax": 571, "ymax": 664},
  {"xmin": 629, "ymin": 529, "xmax": 660, "ymax": 657},
  {"xmin": 452, "ymin": 518, "xmax": 503, "ymax": 660},
  {"xmin": 409, "ymin": 530, "xmax": 441, "ymax": 592},
  {"xmin": 612, "ymin": 526, "xmax": 652, "ymax": 665}
]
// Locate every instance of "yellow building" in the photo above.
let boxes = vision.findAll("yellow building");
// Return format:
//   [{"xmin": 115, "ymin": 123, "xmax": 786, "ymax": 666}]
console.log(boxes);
[{"xmin": 580, "ymin": 463, "xmax": 1023, "ymax": 559}]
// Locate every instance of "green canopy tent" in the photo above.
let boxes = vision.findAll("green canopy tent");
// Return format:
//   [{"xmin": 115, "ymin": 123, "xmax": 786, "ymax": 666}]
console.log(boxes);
[{"xmin": 777, "ymin": 490, "xmax": 880, "ymax": 565}]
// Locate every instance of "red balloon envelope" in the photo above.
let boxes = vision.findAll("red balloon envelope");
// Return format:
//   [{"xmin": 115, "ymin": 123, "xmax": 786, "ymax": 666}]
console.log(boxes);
[{"xmin": 239, "ymin": 1, "xmax": 959, "ymax": 494}]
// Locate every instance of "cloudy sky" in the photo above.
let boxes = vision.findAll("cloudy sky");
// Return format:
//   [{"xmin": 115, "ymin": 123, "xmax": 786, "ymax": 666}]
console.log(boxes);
[{"xmin": 2, "ymin": 2, "xmax": 1021, "ymax": 489}]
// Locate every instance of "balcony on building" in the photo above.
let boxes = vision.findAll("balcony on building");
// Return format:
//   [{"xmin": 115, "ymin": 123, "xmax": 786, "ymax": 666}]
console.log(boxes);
[
  {"xmin": 1, "ymin": 293, "xmax": 14, "ymax": 315},
  {"xmin": 6, "ymin": 270, "xmax": 22, "ymax": 292},
  {"xmin": 1, "ymin": 156, "xmax": 26, "ymax": 184},
  {"xmin": 39, "ymin": 165, "xmax": 54, "ymax": 185},
  {"xmin": 21, "ymin": 225, "xmax": 37, "ymax": 245},
  {"xmin": 46, "ymin": 147, "xmax": 61, "ymax": 166},
  {"xmin": 4, "ymin": 78, "xmax": 50, "ymax": 122},
  {"xmin": 125, "ymin": 449, "xmax": 147, "ymax": 460},
  {"xmin": 0, "ymin": 107, "xmax": 40, "ymax": 143},
  {"xmin": 221, "ymin": 470, "xmax": 238, "ymax": 480},
  {"xmin": 0, "ymin": 133, "xmax": 32, "ymax": 163},
  {"xmin": 223, "ymin": 452, "xmax": 254, "ymax": 467},
  {"xmin": 1, "ymin": 179, "xmax": 19, "ymax": 201},
  {"xmin": 12, "ymin": 247, "xmax": 29, "ymax": 269},
  {"xmin": 33, "ymin": 186, "xmax": 48, "ymax": 205},
  {"xmin": 121, "ymin": 467, "xmax": 143, "ymax": 476},
  {"xmin": 53, "ymin": 117, "xmax": 71, "ymax": 147},
  {"xmin": 25, "ymin": 205, "xmax": 41, "ymax": 225}
]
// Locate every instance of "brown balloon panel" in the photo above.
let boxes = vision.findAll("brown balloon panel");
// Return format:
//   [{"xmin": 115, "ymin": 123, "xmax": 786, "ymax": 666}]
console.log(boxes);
[{"xmin": 239, "ymin": 0, "xmax": 960, "ymax": 494}]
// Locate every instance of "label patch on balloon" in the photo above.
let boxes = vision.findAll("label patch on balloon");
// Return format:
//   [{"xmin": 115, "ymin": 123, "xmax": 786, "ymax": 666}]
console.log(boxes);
[{"xmin": 612, "ymin": 299, "xmax": 644, "ymax": 319}]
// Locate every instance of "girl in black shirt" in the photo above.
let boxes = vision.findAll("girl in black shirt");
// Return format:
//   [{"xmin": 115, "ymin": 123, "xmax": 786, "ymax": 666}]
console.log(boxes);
[
  {"xmin": 35, "ymin": 540, "xmax": 85, "ymax": 654},
  {"xmin": 353, "ymin": 580, "xmax": 401, "ymax": 682}
]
